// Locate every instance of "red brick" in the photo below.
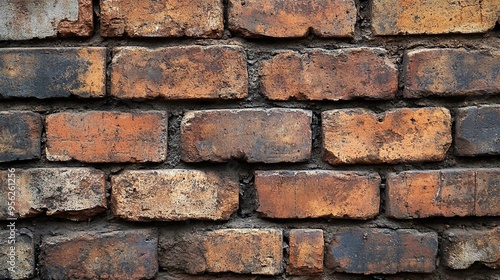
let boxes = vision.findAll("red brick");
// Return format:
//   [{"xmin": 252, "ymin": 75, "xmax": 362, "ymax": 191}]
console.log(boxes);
[
  {"xmin": 455, "ymin": 106, "xmax": 500, "ymax": 156},
  {"xmin": 0, "ymin": 168, "xmax": 106, "ymax": 221},
  {"xmin": 40, "ymin": 229, "xmax": 158, "ymax": 280},
  {"xmin": 111, "ymin": 46, "xmax": 247, "ymax": 100},
  {"xmin": 111, "ymin": 169, "xmax": 238, "ymax": 221},
  {"xmin": 404, "ymin": 49, "xmax": 500, "ymax": 98},
  {"xmin": 0, "ymin": 112, "xmax": 41, "ymax": 162},
  {"xmin": 228, "ymin": 0, "xmax": 356, "ymax": 38},
  {"xmin": 371, "ymin": 0, "xmax": 499, "ymax": 35},
  {"xmin": 100, "ymin": 0, "xmax": 223, "ymax": 38},
  {"xmin": 443, "ymin": 228, "xmax": 500, "ymax": 269},
  {"xmin": 255, "ymin": 170, "xmax": 380, "ymax": 219},
  {"xmin": 288, "ymin": 229, "xmax": 324, "ymax": 275},
  {"xmin": 322, "ymin": 107, "xmax": 452, "ymax": 165},
  {"xmin": 46, "ymin": 111, "xmax": 168, "ymax": 163},
  {"xmin": 181, "ymin": 109, "xmax": 312, "ymax": 163},
  {"xmin": 0, "ymin": 229, "xmax": 34, "ymax": 279},
  {"xmin": 387, "ymin": 169, "xmax": 500, "ymax": 219},
  {"xmin": 326, "ymin": 228, "xmax": 438, "ymax": 274},
  {"xmin": 260, "ymin": 48, "xmax": 397, "ymax": 101},
  {"xmin": 0, "ymin": 48, "xmax": 106, "ymax": 98}
]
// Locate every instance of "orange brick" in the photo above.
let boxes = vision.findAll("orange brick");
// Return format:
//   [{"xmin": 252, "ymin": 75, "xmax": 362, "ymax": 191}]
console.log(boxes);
[
  {"xmin": 111, "ymin": 46, "xmax": 247, "ymax": 100},
  {"xmin": 46, "ymin": 111, "xmax": 168, "ymax": 163},
  {"xmin": 255, "ymin": 170, "xmax": 380, "ymax": 219},
  {"xmin": 371, "ymin": 0, "xmax": 499, "ymax": 35},
  {"xmin": 322, "ymin": 108, "xmax": 451, "ymax": 165},
  {"xmin": 0, "ymin": 112, "xmax": 41, "ymax": 162},
  {"xmin": 288, "ymin": 229, "xmax": 324, "ymax": 275},
  {"xmin": 228, "ymin": 0, "xmax": 356, "ymax": 38},
  {"xmin": 181, "ymin": 109, "xmax": 312, "ymax": 163},
  {"xmin": 100, "ymin": 0, "xmax": 223, "ymax": 37},
  {"xmin": 260, "ymin": 48, "xmax": 397, "ymax": 101}
]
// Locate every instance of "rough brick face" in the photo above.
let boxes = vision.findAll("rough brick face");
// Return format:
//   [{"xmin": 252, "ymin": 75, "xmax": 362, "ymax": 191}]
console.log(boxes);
[
  {"xmin": 326, "ymin": 228, "xmax": 438, "ymax": 274},
  {"xmin": 455, "ymin": 106, "xmax": 500, "ymax": 156},
  {"xmin": 0, "ymin": 112, "xmax": 41, "ymax": 162},
  {"xmin": 322, "ymin": 107, "xmax": 452, "ymax": 165},
  {"xmin": 111, "ymin": 46, "xmax": 247, "ymax": 100},
  {"xmin": 0, "ymin": 168, "xmax": 106, "ymax": 221},
  {"xmin": 371, "ymin": 0, "xmax": 499, "ymax": 35},
  {"xmin": 0, "ymin": 229, "xmax": 34, "ymax": 280},
  {"xmin": 260, "ymin": 48, "xmax": 398, "ymax": 101},
  {"xmin": 111, "ymin": 169, "xmax": 239, "ymax": 221},
  {"xmin": 255, "ymin": 170, "xmax": 380, "ymax": 219},
  {"xmin": 228, "ymin": 0, "xmax": 356, "ymax": 38},
  {"xmin": 387, "ymin": 169, "xmax": 500, "ymax": 219},
  {"xmin": 288, "ymin": 229, "xmax": 324, "ymax": 275},
  {"xmin": 443, "ymin": 228, "xmax": 500, "ymax": 269},
  {"xmin": 100, "ymin": 0, "xmax": 223, "ymax": 38},
  {"xmin": 404, "ymin": 49, "xmax": 500, "ymax": 98},
  {"xmin": 46, "ymin": 111, "xmax": 168, "ymax": 163},
  {"xmin": 40, "ymin": 230, "xmax": 158, "ymax": 280},
  {"xmin": 181, "ymin": 109, "xmax": 312, "ymax": 163}
]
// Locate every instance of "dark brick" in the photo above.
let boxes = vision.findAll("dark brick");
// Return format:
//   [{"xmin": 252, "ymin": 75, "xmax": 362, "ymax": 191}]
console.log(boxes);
[
  {"xmin": 0, "ymin": 112, "xmax": 41, "ymax": 162},
  {"xmin": 455, "ymin": 106, "xmax": 500, "ymax": 156},
  {"xmin": 0, "ymin": 229, "xmax": 34, "ymax": 280}
]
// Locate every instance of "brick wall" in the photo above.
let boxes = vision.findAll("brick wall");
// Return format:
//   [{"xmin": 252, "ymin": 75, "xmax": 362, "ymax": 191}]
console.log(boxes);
[{"xmin": 0, "ymin": 0, "xmax": 499, "ymax": 279}]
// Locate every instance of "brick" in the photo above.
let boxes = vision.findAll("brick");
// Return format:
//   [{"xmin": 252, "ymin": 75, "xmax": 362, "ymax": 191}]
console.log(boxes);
[
  {"xmin": 40, "ymin": 229, "xmax": 158, "ymax": 280},
  {"xmin": 260, "ymin": 48, "xmax": 398, "ymax": 101},
  {"xmin": 288, "ymin": 229, "xmax": 324, "ymax": 275},
  {"xmin": 0, "ymin": 112, "xmax": 41, "ymax": 162},
  {"xmin": 46, "ymin": 111, "xmax": 168, "ymax": 163},
  {"xmin": 255, "ymin": 170, "xmax": 380, "ymax": 219},
  {"xmin": 0, "ymin": 0, "xmax": 93, "ymax": 40},
  {"xmin": 455, "ymin": 106, "xmax": 500, "ymax": 156},
  {"xmin": 0, "ymin": 229, "xmax": 35, "ymax": 280},
  {"xmin": 322, "ymin": 107, "xmax": 451, "ymax": 165},
  {"xmin": 181, "ymin": 109, "xmax": 312, "ymax": 163},
  {"xmin": 443, "ymin": 228, "xmax": 500, "ymax": 269},
  {"xmin": 111, "ymin": 46, "xmax": 247, "ymax": 100},
  {"xmin": 371, "ymin": 0, "xmax": 499, "ymax": 35},
  {"xmin": 326, "ymin": 228, "xmax": 438, "ymax": 274},
  {"xmin": 157, "ymin": 274, "xmax": 273, "ymax": 280},
  {"xmin": 228, "ymin": 0, "xmax": 356, "ymax": 38},
  {"xmin": 111, "ymin": 169, "xmax": 239, "ymax": 221},
  {"xmin": 387, "ymin": 169, "xmax": 500, "ymax": 219},
  {"xmin": 100, "ymin": 0, "xmax": 223, "ymax": 38},
  {"xmin": 0, "ymin": 48, "xmax": 106, "ymax": 98},
  {"xmin": 404, "ymin": 49, "xmax": 500, "ymax": 98}
]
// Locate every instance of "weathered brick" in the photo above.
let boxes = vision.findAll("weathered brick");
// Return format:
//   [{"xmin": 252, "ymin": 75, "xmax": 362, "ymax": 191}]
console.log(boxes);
[
  {"xmin": 443, "ymin": 228, "xmax": 500, "ymax": 269},
  {"xmin": 100, "ymin": 0, "xmax": 223, "ymax": 38},
  {"xmin": 228, "ymin": 0, "xmax": 356, "ymax": 38},
  {"xmin": 181, "ymin": 109, "xmax": 312, "ymax": 163},
  {"xmin": 0, "ymin": 112, "xmax": 41, "ymax": 162},
  {"xmin": 326, "ymin": 228, "xmax": 438, "ymax": 274},
  {"xmin": 0, "ymin": 48, "xmax": 106, "ymax": 98},
  {"xmin": 0, "ymin": 168, "xmax": 106, "ymax": 221},
  {"xmin": 288, "ymin": 229, "xmax": 324, "ymax": 275},
  {"xmin": 455, "ymin": 106, "xmax": 500, "ymax": 156},
  {"xmin": 40, "ymin": 229, "xmax": 158, "ymax": 280},
  {"xmin": 371, "ymin": 0, "xmax": 499, "ymax": 35},
  {"xmin": 255, "ymin": 170, "xmax": 380, "ymax": 219},
  {"xmin": 0, "ymin": 0, "xmax": 93, "ymax": 40},
  {"xmin": 46, "ymin": 111, "xmax": 168, "ymax": 163},
  {"xmin": 387, "ymin": 169, "xmax": 500, "ymax": 219},
  {"xmin": 0, "ymin": 229, "xmax": 34, "ymax": 280},
  {"xmin": 111, "ymin": 169, "xmax": 239, "ymax": 221},
  {"xmin": 111, "ymin": 46, "xmax": 247, "ymax": 100},
  {"xmin": 404, "ymin": 49, "xmax": 500, "ymax": 98},
  {"xmin": 322, "ymin": 108, "xmax": 451, "ymax": 165},
  {"xmin": 157, "ymin": 274, "xmax": 272, "ymax": 280},
  {"xmin": 260, "ymin": 48, "xmax": 397, "ymax": 101}
]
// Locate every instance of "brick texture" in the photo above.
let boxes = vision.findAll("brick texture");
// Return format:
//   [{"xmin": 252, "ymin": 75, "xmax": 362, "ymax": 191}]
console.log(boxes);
[
  {"xmin": 228, "ymin": 0, "xmax": 356, "ymax": 38},
  {"xmin": 111, "ymin": 46, "xmax": 247, "ymax": 100},
  {"xmin": 288, "ymin": 229, "xmax": 324, "ymax": 275},
  {"xmin": 455, "ymin": 106, "xmax": 500, "ymax": 156},
  {"xmin": 255, "ymin": 170, "xmax": 380, "ymax": 219},
  {"xmin": 322, "ymin": 107, "xmax": 452, "ymax": 165},
  {"xmin": 46, "ymin": 111, "xmax": 168, "ymax": 163},
  {"xmin": 181, "ymin": 109, "xmax": 312, "ymax": 163},
  {"xmin": 0, "ymin": 112, "xmax": 41, "ymax": 162},
  {"xmin": 260, "ymin": 48, "xmax": 398, "ymax": 101},
  {"xmin": 100, "ymin": 0, "xmax": 223, "ymax": 38},
  {"xmin": 404, "ymin": 49, "xmax": 500, "ymax": 98},
  {"xmin": 0, "ymin": 229, "xmax": 34, "ymax": 280}
]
